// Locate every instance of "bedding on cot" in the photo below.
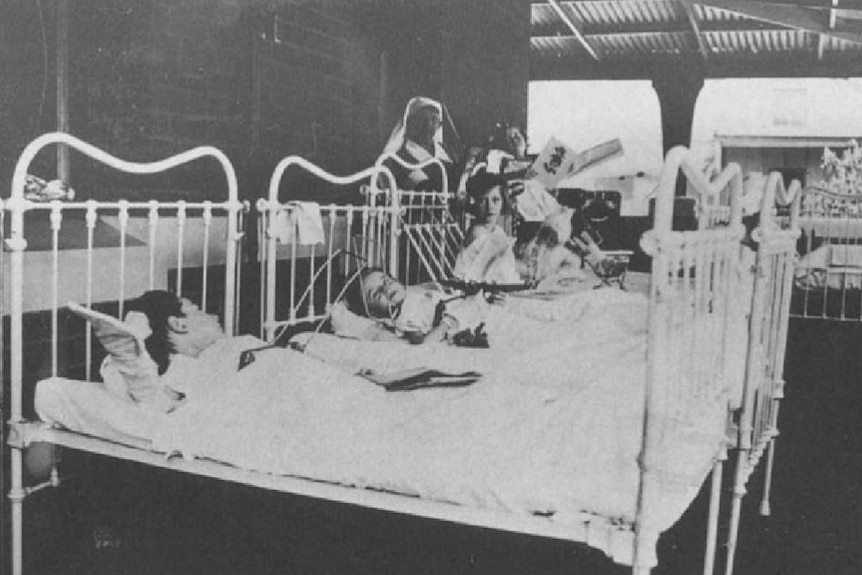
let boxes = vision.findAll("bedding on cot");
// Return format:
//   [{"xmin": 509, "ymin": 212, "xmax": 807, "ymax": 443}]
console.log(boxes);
[
  {"xmin": 34, "ymin": 285, "xmax": 728, "ymax": 569},
  {"xmin": 9, "ymin": 135, "xmax": 766, "ymax": 575}
]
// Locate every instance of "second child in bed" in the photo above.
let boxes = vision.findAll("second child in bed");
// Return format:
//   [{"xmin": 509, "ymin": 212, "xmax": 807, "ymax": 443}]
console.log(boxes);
[{"xmin": 330, "ymin": 268, "xmax": 488, "ymax": 344}]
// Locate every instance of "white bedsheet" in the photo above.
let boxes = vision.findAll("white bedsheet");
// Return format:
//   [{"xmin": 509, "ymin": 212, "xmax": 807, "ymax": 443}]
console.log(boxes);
[
  {"xmin": 36, "ymin": 377, "xmax": 166, "ymax": 449},
  {"xmin": 152, "ymin": 289, "xmax": 721, "ymax": 528},
  {"xmin": 35, "ymin": 287, "xmax": 727, "ymax": 566}
]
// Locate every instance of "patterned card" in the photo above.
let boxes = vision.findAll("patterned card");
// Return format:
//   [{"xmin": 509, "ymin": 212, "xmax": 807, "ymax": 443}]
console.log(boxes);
[{"xmin": 526, "ymin": 138, "xmax": 624, "ymax": 189}]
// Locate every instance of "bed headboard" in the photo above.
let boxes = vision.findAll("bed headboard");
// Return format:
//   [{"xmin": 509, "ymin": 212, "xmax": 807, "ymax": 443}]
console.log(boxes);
[
  {"xmin": 371, "ymin": 152, "xmax": 463, "ymax": 285},
  {"xmin": 4, "ymin": 132, "xmax": 244, "ymax": 421},
  {"xmin": 256, "ymin": 156, "xmax": 403, "ymax": 342}
]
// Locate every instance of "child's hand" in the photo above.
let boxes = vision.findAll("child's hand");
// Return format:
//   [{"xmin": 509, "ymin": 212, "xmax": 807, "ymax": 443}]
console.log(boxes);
[
  {"xmin": 484, "ymin": 290, "xmax": 507, "ymax": 305},
  {"xmin": 507, "ymin": 179, "xmax": 526, "ymax": 198}
]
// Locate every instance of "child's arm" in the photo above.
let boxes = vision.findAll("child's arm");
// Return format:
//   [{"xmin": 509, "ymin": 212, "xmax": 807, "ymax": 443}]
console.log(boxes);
[
  {"xmin": 412, "ymin": 315, "xmax": 458, "ymax": 344},
  {"xmin": 364, "ymin": 322, "xmax": 405, "ymax": 342}
]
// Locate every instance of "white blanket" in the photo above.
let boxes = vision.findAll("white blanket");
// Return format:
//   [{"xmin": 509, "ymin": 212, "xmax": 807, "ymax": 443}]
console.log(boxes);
[
  {"xmin": 149, "ymin": 288, "xmax": 721, "ymax": 532},
  {"xmin": 36, "ymin": 287, "xmax": 727, "ymax": 561}
]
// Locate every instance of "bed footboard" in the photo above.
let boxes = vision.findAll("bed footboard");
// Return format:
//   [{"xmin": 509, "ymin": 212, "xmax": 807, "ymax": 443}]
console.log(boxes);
[
  {"xmin": 724, "ymin": 172, "xmax": 801, "ymax": 575},
  {"xmin": 635, "ymin": 146, "xmax": 746, "ymax": 574}
]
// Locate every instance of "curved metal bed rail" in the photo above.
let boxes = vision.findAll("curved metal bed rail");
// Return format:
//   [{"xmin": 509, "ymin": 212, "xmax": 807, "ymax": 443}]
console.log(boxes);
[
  {"xmin": 372, "ymin": 151, "xmax": 450, "ymax": 199},
  {"xmin": 265, "ymin": 155, "xmax": 394, "ymax": 206},
  {"xmin": 758, "ymin": 172, "xmax": 802, "ymax": 232},
  {"xmin": 635, "ymin": 146, "xmax": 746, "ymax": 575},
  {"xmin": 648, "ymin": 145, "xmax": 745, "ymax": 237}
]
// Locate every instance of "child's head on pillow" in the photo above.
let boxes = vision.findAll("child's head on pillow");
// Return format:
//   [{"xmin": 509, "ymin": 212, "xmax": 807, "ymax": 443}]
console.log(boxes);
[
  {"xmin": 343, "ymin": 267, "xmax": 406, "ymax": 320},
  {"xmin": 125, "ymin": 290, "xmax": 224, "ymax": 374}
]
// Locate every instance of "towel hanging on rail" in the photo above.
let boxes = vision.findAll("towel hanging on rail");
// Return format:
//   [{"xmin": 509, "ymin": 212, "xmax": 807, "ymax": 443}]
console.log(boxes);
[{"xmin": 271, "ymin": 201, "xmax": 325, "ymax": 245}]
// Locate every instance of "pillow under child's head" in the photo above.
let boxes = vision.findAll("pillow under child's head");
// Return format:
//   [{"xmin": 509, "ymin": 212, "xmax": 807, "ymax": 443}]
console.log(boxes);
[{"xmin": 329, "ymin": 301, "xmax": 383, "ymax": 340}]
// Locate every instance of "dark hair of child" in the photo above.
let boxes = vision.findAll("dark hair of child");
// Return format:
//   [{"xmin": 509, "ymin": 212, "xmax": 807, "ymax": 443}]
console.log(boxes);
[
  {"xmin": 342, "ymin": 267, "xmax": 385, "ymax": 318},
  {"xmin": 125, "ymin": 290, "xmax": 183, "ymax": 375}
]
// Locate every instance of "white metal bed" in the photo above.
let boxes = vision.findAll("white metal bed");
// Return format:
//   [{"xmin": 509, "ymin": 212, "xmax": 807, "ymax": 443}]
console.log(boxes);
[
  {"xmin": 792, "ymin": 185, "xmax": 862, "ymax": 320},
  {"xmin": 257, "ymin": 148, "xmax": 755, "ymax": 574},
  {"xmin": 722, "ymin": 172, "xmax": 802, "ymax": 575},
  {"xmin": 7, "ymin": 135, "xmax": 751, "ymax": 575}
]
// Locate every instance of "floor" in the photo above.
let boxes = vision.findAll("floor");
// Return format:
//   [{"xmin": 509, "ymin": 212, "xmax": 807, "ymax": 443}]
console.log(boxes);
[{"xmin": 5, "ymin": 318, "xmax": 862, "ymax": 575}]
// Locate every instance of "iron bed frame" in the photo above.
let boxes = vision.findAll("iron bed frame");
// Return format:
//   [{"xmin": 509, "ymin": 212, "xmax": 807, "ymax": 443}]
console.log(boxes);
[
  {"xmin": 6, "ymin": 133, "xmax": 756, "ymax": 575},
  {"xmin": 793, "ymin": 185, "xmax": 862, "ymax": 321}
]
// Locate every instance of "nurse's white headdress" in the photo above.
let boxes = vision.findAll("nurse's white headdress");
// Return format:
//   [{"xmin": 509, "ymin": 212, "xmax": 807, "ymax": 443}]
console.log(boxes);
[{"xmin": 381, "ymin": 96, "xmax": 445, "ymax": 156}]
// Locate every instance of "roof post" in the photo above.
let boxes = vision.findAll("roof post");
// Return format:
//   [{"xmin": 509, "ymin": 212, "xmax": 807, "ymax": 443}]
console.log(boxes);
[{"xmin": 652, "ymin": 64, "xmax": 705, "ymax": 196}]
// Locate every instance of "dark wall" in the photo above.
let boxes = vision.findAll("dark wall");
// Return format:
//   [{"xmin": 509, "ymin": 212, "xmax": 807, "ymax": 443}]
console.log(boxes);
[
  {"xmin": 2, "ymin": 0, "xmax": 531, "ymax": 202},
  {"xmin": 441, "ymin": 0, "xmax": 530, "ymax": 152}
]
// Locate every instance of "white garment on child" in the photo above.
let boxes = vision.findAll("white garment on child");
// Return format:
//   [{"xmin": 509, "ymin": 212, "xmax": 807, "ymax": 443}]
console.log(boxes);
[
  {"xmin": 454, "ymin": 227, "xmax": 521, "ymax": 284},
  {"xmin": 390, "ymin": 286, "xmax": 487, "ymax": 335},
  {"xmin": 393, "ymin": 286, "xmax": 444, "ymax": 335},
  {"xmin": 514, "ymin": 180, "xmax": 562, "ymax": 222},
  {"xmin": 161, "ymin": 335, "xmax": 264, "ymax": 400}
]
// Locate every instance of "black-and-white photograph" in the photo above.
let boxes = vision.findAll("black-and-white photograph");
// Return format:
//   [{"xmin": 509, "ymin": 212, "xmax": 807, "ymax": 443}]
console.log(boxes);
[{"xmin": 2, "ymin": 1, "xmax": 861, "ymax": 574}]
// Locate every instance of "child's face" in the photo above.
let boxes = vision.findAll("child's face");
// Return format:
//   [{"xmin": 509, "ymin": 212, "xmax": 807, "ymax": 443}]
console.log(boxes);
[
  {"xmin": 168, "ymin": 298, "xmax": 224, "ymax": 355},
  {"xmin": 480, "ymin": 188, "xmax": 504, "ymax": 221},
  {"xmin": 361, "ymin": 271, "xmax": 406, "ymax": 318}
]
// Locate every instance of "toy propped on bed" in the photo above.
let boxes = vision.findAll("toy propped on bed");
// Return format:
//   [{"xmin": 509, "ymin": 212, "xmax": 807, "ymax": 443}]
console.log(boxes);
[{"xmin": 8, "ymin": 134, "xmax": 750, "ymax": 575}]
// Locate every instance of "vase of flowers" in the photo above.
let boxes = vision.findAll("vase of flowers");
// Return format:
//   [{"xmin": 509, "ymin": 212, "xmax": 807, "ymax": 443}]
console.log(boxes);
[{"xmin": 820, "ymin": 139, "xmax": 862, "ymax": 195}]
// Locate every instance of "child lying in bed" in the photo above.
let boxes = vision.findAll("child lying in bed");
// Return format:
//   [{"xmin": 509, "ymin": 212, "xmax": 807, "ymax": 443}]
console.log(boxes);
[
  {"xmin": 73, "ymin": 290, "xmax": 264, "ymax": 413},
  {"xmin": 330, "ymin": 268, "xmax": 487, "ymax": 344}
]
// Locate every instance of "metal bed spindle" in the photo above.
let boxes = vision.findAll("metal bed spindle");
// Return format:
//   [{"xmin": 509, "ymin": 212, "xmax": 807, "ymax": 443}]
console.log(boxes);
[
  {"xmin": 260, "ymin": 156, "xmax": 399, "ymax": 341},
  {"xmin": 794, "ymin": 187, "xmax": 862, "ymax": 320},
  {"xmin": 6, "ymin": 132, "xmax": 242, "ymax": 575},
  {"xmin": 723, "ymin": 172, "xmax": 801, "ymax": 575},
  {"xmin": 635, "ymin": 145, "xmax": 745, "ymax": 575}
]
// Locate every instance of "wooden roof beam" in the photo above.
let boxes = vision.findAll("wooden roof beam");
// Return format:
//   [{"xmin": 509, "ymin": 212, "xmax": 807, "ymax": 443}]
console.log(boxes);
[
  {"xmin": 681, "ymin": 1, "xmax": 709, "ymax": 60},
  {"xmin": 547, "ymin": 0, "xmax": 601, "ymax": 60},
  {"xmin": 688, "ymin": 0, "xmax": 862, "ymax": 44}
]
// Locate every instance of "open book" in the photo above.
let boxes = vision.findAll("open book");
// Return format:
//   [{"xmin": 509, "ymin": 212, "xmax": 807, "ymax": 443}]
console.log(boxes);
[{"xmin": 357, "ymin": 367, "xmax": 482, "ymax": 392}]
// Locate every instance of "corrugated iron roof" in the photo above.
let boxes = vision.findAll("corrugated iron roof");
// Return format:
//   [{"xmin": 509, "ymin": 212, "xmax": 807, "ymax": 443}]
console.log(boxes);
[{"xmin": 531, "ymin": 1, "xmax": 862, "ymax": 79}]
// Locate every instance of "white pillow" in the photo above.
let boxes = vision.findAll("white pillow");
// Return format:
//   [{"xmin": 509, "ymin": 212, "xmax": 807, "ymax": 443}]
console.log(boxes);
[{"xmin": 329, "ymin": 301, "xmax": 383, "ymax": 340}]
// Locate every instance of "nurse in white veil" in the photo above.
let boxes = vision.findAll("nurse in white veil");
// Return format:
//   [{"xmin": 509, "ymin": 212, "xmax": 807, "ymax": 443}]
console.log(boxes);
[{"xmin": 381, "ymin": 96, "xmax": 457, "ymax": 191}]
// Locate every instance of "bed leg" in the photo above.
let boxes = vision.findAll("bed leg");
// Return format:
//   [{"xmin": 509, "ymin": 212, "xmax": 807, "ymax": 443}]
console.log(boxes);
[
  {"xmin": 10, "ymin": 448, "xmax": 26, "ymax": 575},
  {"xmin": 703, "ymin": 459, "xmax": 723, "ymax": 575},
  {"xmin": 632, "ymin": 474, "xmax": 658, "ymax": 575},
  {"xmin": 759, "ymin": 404, "xmax": 781, "ymax": 517},
  {"xmin": 724, "ymin": 450, "xmax": 747, "ymax": 575}
]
